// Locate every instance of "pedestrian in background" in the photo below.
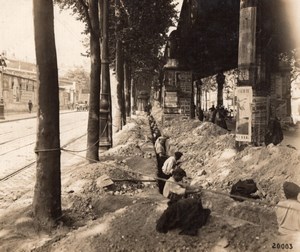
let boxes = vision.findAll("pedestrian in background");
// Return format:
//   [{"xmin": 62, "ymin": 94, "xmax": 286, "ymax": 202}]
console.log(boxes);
[{"xmin": 28, "ymin": 100, "xmax": 33, "ymax": 113}]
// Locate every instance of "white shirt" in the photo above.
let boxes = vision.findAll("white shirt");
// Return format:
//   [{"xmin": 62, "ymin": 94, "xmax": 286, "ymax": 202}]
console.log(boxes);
[
  {"xmin": 163, "ymin": 176, "xmax": 186, "ymax": 198},
  {"xmin": 155, "ymin": 137, "xmax": 166, "ymax": 156},
  {"xmin": 162, "ymin": 156, "xmax": 176, "ymax": 175},
  {"xmin": 276, "ymin": 199, "xmax": 300, "ymax": 235}
]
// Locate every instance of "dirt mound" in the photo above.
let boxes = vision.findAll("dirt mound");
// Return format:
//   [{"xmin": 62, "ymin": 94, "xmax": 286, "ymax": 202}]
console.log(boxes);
[
  {"xmin": 152, "ymin": 108, "xmax": 300, "ymax": 205},
  {"xmin": 56, "ymin": 110, "xmax": 300, "ymax": 251},
  {"xmin": 2, "ymin": 106, "xmax": 300, "ymax": 252},
  {"xmin": 150, "ymin": 107, "xmax": 300, "ymax": 250}
]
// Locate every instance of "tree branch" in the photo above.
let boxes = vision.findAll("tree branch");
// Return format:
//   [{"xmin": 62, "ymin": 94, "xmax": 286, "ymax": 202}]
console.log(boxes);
[{"xmin": 78, "ymin": 0, "xmax": 93, "ymax": 35}]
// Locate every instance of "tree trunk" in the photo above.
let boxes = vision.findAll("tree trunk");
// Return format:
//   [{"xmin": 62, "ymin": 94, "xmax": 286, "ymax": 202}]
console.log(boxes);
[
  {"xmin": 124, "ymin": 60, "xmax": 131, "ymax": 117},
  {"xmin": 32, "ymin": 0, "xmax": 61, "ymax": 229},
  {"xmin": 205, "ymin": 90, "xmax": 208, "ymax": 111},
  {"xmin": 216, "ymin": 72, "xmax": 225, "ymax": 107},
  {"xmin": 86, "ymin": 0, "xmax": 101, "ymax": 161},
  {"xmin": 131, "ymin": 77, "xmax": 137, "ymax": 114},
  {"xmin": 115, "ymin": 0, "xmax": 125, "ymax": 130}
]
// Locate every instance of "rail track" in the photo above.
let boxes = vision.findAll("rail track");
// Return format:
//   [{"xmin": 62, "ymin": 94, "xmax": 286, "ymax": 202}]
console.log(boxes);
[
  {"xmin": 0, "ymin": 112, "xmax": 89, "ymax": 211},
  {"xmin": 0, "ymin": 132, "xmax": 87, "ymax": 182},
  {"xmin": 0, "ymin": 121, "xmax": 87, "ymax": 157}
]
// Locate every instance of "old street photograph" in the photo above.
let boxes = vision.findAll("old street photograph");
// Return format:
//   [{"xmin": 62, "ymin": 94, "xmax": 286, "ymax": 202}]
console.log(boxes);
[{"xmin": 1, "ymin": 0, "xmax": 300, "ymax": 251}]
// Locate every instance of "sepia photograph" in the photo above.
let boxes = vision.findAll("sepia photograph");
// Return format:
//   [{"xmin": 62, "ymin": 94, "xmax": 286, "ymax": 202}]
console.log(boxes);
[{"xmin": 0, "ymin": 0, "xmax": 300, "ymax": 251}]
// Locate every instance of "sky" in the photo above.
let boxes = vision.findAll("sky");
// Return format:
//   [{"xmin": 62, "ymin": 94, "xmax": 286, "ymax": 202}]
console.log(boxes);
[{"xmin": 0, "ymin": 0, "xmax": 183, "ymax": 73}]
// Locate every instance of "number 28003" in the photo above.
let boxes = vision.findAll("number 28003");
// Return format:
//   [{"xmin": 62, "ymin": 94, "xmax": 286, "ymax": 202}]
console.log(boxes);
[{"xmin": 272, "ymin": 243, "xmax": 293, "ymax": 249}]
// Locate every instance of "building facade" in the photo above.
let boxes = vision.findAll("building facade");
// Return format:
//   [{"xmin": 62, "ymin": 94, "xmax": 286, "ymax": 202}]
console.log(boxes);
[{"xmin": 0, "ymin": 58, "xmax": 86, "ymax": 113}]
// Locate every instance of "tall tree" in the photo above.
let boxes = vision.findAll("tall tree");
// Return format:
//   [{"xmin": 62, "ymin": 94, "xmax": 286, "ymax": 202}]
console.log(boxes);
[
  {"xmin": 55, "ymin": 0, "xmax": 102, "ymax": 160},
  {"xmin": 124, "ymin": 58, "xmax": 131, "ymax": 116},
  {"xmin": 86, "ymin": 0, "xmax": 101, "ymax": 161},
  {"xmin": 114, "ymin": 0, "xmax": 125, "ymax": 130},
  {"xmin": 216, "ymin": 72, "xmax": 225, "ymax": 107},
  {"xmin": 32, "ymin": 0, "xmax": 62, "ymax": 229},
  {"xmin": 108, "ymin": 0, "xmax": 177, "ymax": 115}
]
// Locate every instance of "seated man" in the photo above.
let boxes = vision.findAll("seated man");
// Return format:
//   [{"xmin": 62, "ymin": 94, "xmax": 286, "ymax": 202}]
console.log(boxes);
[
  {"xmin": 275, "ymin": 181, "xmax": 300, "ymax": 235},
  {"xmin": 163, "ymin": 167, "xmax": 199, "ymax": 203},
  {"xmin": 162, "ymin": 151, "xmax": 183, "ymax": 176},
  {"xmin": 158, "ymin": 152, "xmax": 183, "ymax": 194},
  {"xmin": 155, "ymin": 136, "xmax": 166, "ymax": 156},
  {"xmin": 157, "ymin": 168, "xmax": 210, "ymax": 236}
]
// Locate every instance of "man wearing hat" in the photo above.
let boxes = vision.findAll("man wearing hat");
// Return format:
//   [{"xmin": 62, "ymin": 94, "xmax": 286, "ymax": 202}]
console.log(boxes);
[
  {"xmin": 163, "ymin": 167, "xmax": 200, "ymax": 203},
  {"xmin": 162, "ymin": 151, "xmax": 183, "ymax": 176},
  {"xmin": 157, "ymin": 167, "xmax": 208, "ymax": 236},
  {"xmin": 275, "ymin": 181, "xmax": 300, "ymax": 235}
]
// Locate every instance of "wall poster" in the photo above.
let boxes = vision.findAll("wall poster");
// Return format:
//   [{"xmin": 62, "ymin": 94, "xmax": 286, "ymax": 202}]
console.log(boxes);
[{"xmin": 235, "ymin": 86, "xmax": 253, "ymax": 142}]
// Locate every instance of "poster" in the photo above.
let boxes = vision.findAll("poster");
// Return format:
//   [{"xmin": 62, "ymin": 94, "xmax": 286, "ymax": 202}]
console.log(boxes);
[{"xmin": 235, "ymin": 86, "xmax": 253, "ymax": 142}]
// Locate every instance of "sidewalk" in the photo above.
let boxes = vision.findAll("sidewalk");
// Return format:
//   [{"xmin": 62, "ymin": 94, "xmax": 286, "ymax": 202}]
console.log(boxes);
[{"xmin": 0, "ymin": 110, "xmax": 76, "ymax": 123}]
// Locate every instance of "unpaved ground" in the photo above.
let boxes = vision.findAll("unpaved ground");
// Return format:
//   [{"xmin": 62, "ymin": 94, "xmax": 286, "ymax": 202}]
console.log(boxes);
[{"xmin": 0, "ymin": 108, "xmax": 300, "ymax": 252}]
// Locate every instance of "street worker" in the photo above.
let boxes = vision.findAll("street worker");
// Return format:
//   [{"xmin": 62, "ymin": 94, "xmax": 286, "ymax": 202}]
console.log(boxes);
[
  {"xmin": 163, "ymin": 167, "xmax": 200, "ymax": 203},
  {"xmin": 155, "ymin": 136, "xmax": 169, "ymax": 168},
  {"xmin": 157, "ymin": 168, "xmax": 209, "ymax": 236},
  {"xmin": 163, "ymin": 135, "xmax": 171, "ymax": 156},
  {"xmin": 155, "ymin": 136, "xmax": 170, "ymax": 194},
  {"xmin": 155, "ymin": 136, "xmax": 167, "ymax": 158},
  {"xmin": 275, "ymin": 181, "xmax": 300, "ymax": 235},
  {"xmin": 156, "ymin": 197, "xmax": 210, "ymax": 236},
  {"xmin": 162, "ymin": 151, "xmax": 183, "ymax": 176}
]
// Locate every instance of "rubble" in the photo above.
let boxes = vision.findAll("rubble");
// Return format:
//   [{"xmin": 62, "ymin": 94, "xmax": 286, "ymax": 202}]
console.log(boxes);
[
  {"xmin": 151, "ymin": 106, "xmax": 300, "ymax": 203},
  {"xmin": 2, "ymin": 105, "xmax": 300, "ymax": 251}
]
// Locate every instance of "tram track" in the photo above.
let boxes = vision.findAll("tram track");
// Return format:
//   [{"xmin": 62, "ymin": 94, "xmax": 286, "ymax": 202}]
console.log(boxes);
[
  {"xmin": 0, "ymin": 121, "xmax": 87, "ymax": 156},
  {"xmin": 0, "ymin": 132, "xmax": 87, "ymax": 182},
  {"xmin": 0, "ymin": 112, "xmax": 89, "ymax": 184},
  {"xmin": 0, "ymin": 119, "xmax": 87, "ymax": 146}
]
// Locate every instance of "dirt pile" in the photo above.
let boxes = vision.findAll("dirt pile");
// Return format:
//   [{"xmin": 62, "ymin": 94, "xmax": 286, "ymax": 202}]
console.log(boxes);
[
  {"xmin": 148, "ymin": 106, "xmax": 300, "ymax": 250},
  {"xmin": 57, "ymin": 110, "xmax": 300, "ymax": 252},
  {"xmin": 102, "ymin": 117, "xmax": 153, "ymax": 158},
  {"xmin": 153, "ymin": 106, "xmax": 300, "ymax": 204},
  {"xmin": 2, "ymin": 105, "xmax": 300, "ymax": 252}
]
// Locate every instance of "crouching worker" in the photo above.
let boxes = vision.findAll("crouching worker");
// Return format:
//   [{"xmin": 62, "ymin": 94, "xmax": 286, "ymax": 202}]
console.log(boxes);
[
  {"xmin": 157, "ymin": 168, "xmax": 210, "ymax": 236},
  {"xmin": 163, "ymin": 167, "xmax": 199, "ymax": 204},
  {"xmin": 275, "ymin": 181, "xmax": 300, "ymax": 235},
  {"xmin": 157, "ymin": 151, "xmax": 183, "ymax": 194}
]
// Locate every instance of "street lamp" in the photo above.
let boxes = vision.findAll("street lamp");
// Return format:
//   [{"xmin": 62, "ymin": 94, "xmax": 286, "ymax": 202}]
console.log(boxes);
[{"xmin": 0, "ymin": 53, "xmax": 7, "ymax": 119}]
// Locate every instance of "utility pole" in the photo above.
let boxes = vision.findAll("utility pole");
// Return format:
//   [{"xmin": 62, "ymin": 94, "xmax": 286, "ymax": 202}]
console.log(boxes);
[{"xmin": 99, "ymin": 0, "xmax": 111, "ymax": 151}]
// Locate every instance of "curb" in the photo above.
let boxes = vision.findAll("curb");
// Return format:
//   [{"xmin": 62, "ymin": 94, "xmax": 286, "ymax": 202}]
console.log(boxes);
[{"xmin": 0, "ymin": 110, "xmax": 79, "ymax": 124}]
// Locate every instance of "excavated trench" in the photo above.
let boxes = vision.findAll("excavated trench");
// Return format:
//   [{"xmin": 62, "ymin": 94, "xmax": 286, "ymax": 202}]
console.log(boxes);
[{"xmin": 147, "ymin": 114, "xmax": 169, "ymax": 194}]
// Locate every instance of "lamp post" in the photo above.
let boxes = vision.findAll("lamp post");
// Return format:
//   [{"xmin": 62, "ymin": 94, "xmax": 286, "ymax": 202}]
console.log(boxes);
[
  {"xmin": 99, "ymin": 0, "xmax": 111, "ymax": 151},
  {"xmin": 0, "ymin": 53, "xmax": 6, "ymax": 119},
  {"xmin": 0, "ymin": 68, "xmax": 4, "ymax": 119}
]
